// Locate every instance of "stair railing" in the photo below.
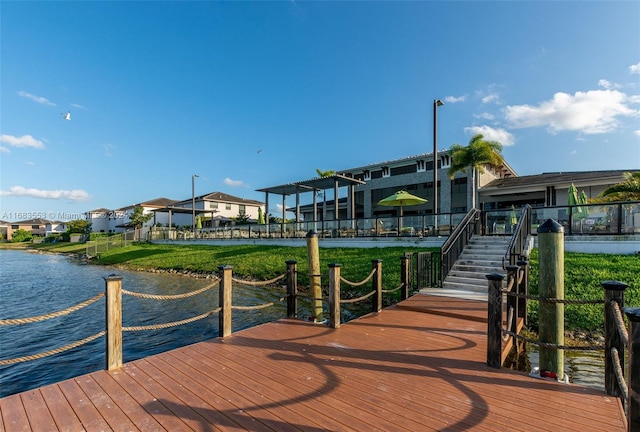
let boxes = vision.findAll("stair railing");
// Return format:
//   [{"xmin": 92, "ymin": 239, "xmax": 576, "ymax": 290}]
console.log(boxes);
[
  {"xmin": 440, "ymin": 208, "xmax": 482, "ymax": 287},
  {"xmin": 502, "ymin": 205, "xmax": 532, "ymax": 270}
]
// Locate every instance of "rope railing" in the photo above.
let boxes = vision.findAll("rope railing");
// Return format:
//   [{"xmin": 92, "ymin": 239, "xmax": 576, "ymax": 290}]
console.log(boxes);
[
  {"xmin": 0, "ymin": 293, "xmax": 105, "ymax": 325},
  {"xmin": 231, "ymin": 273, "xmax": 286, "ymax": 287},
  {"xmin": 340, "ymin": 268, "xmax": 376, "ymax": 287},
  {"xmin": 232, "ymin": 297, "xmax": 287, "ymax": 311},
  {"xmin": 122, "ymin": 281, "xmax": 217, "ymax": 300},
  {"xmin": 382, "ymin": 283, "xmax": 404, "ymax": 294},
  {"xmin": 610, "ymin": 300, "xmax": 629, "ymax": 345},
  {"xmin": 123, "ymin": 308, "xmax": 222, "ymax": 332},
  {"xmin": 610, "ymin": 347, "xmax": 628, "ymax": 401},
  {"xmin": 340, "ymin": 290, "xmax": 376, "ymax": 304},
  {"xmin": 0, "ymin": 331, "xmax": 106, "ymax": 366}
]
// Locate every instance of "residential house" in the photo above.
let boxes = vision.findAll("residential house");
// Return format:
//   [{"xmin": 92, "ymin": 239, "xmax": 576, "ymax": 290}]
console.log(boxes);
[
  {"xmin": 167, "ymin": 191, "xmax": 265, "ymax": 228},
  {"xmin": 6, "ymin": 218, "xmax": 48, "ymax": 241}
]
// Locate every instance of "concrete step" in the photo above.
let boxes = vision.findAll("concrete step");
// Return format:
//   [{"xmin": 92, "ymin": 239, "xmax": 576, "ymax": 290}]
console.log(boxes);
[
  {"xmin": 419, "ymin": 287, "xmax": 487, "ymax": 302},
  {"xmin": 448, "ymin": 269, "xmax": 502, "ymax": 280},
  {"xmin": 442, "ymin": 280, "xmax": 488, "ymax": 292}
]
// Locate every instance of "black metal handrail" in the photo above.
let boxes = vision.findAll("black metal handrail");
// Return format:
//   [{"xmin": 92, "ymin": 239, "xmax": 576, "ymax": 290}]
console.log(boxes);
[
  {"xmin": 439, "ymin": 208, "xmax": 482, "ymax": 287},
  {"xmin": 503, "ymin": 204, "xmax": 532, "ymax": 269}
]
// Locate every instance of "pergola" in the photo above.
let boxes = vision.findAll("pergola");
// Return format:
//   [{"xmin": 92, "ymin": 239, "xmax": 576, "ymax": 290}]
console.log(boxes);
[{"xmin": 256, "ymin": 174, "xmax": 365, "ymax": 224}]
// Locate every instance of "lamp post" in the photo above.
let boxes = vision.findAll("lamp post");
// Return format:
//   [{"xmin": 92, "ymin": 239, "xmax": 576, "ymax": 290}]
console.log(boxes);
[
  {"xmin": 433, "ymin": 99, "xmax": 444, "ymax": 231},
  {"xmin": 192, "ymin": 174, "xmax": 199, "ymax": 236}
]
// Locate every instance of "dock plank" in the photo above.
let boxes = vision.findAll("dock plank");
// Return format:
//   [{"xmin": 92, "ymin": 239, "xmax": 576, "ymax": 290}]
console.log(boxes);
[{"xmin": 0, "ymin": 294, "xmax": 626, "ymax": 431}]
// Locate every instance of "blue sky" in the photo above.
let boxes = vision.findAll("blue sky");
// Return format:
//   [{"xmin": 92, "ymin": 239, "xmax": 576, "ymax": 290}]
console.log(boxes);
[{"xmin": 1, "ymin": 1, "xmax": 639, "ymax": 221}]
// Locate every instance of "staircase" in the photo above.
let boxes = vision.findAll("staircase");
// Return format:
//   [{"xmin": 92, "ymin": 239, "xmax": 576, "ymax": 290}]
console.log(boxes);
[{"xmin": 421, "ymin": 235, "xmax": 511, "ymax": 301}]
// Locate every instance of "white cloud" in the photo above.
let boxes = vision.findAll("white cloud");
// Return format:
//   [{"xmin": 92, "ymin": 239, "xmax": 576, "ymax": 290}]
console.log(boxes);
[
  {"xmin": 444, "ymin": 95, "xmax": 466, "ymax": 103},
  {"xmin": 26, "ymin": 161, "xmax": 35, "ymax": 166},
  {"xmin": 474, "ymin": 112, "xmax": 495, "ymax": 121},
  {"xmin": 482, "ymin": 93, "xmax": 499, "ymax": 104},
  {"xmin": 70, "ymin": 103, "xmax": 87, "ymax": 109},
  {"xmin": 598, "ymin": 79, "xmax": 620, "ymax": 90},
  {"xmin": 0, "ymin": 134, "xmax": 45, "ymax": 149},
  {"xmin": 630, "ymin": 62, "xmax": 640, "ymax": 74},
  {"xmin": 17, "ymin": 91, "xmax": 56, "ymax": 106},
  {"xmin": 0, "ymin": 186, "xmax": 90, "ymax": 201},
  {"xmin": 224, "ymin": 177, "xmax": 247, "ymax": 187},
  {"xmin": 463, "ymin": 125, "xmax": 515, "ymax": 146},
  {"xmin": 0, "ymin": 146, "xmax": 9, "ymax": 153},
  {"xmin": 504, "ymin": 89, "xmax": 638, "ymax": 134},
  {"xmin": 634, "ymin": 130, "xmax": 640, "ymax": 137}
]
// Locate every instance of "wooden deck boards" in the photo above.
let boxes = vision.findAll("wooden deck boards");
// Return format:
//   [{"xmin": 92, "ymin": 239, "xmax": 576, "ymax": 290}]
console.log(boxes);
[{"xmin": 0, "ymin": 294, "xmax": 626, "ymax": 431}]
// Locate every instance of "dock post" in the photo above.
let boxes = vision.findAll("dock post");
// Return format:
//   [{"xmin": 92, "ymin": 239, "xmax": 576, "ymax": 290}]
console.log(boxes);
[
  {"xmin": 218, "ymin": 265, "xmax": 233, "ymax": 338},
  {"xmin": 104, "ymin": 274, "xmax": 123, "ymax": 371},
  {"xmin": 400, "ymin": 254, "xmax": 410, "ymax": 300},
  {"xmin": 625, "ymin": 307, "xmax": 640, "ymax": 432},
  {"xmin": 486, "ymin": 272, "xmax": 505, "ymax": 368},
  {"xmin": 537, "ymin": 219, "xmax": 564, "ymax": 379},
  {"xmin": 328, "ymin": 263, "xmax": 341, "ymax": 329},
  {"xmin": 517, "ymin": 260, "xmax": 529, "ymax": 326},
  {"xmin": 306, "ymin": 231, "xmax": 323, "ymax": 323},
  {"xmin": 603, "ymin": 281, "xmax": 628, "ymax": 397},
  {"xmin": 506, "ymin": 265, "xmax": 520, "ymax": 338},
  {"xmin": 286, "ymin": 260, "xmax": 298, "ymax": 319},
  {"xmin": 372, "ymin": 259, "xmax": 383, "ymax": 313}
]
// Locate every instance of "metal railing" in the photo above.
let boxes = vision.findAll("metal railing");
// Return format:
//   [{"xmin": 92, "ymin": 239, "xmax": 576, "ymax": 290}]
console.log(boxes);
[{"xmin": 439, "ymin": 208, "xmax": 482, "ymax": 287}]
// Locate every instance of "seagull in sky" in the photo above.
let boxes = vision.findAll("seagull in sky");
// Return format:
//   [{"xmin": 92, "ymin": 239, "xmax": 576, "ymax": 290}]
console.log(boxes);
[
  {"xmin": 257, "ymin": 149, "xmax": 263, "ymax": 154},
  {"xmin": 62, "ymin": 111, "xmax": 71, "ymax": 120}
]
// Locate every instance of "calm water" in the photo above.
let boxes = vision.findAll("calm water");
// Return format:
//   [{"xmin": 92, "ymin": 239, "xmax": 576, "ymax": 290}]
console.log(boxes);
[{"xmin": 0, "ymin": 249, "xmax": 308, "ymax": 397}]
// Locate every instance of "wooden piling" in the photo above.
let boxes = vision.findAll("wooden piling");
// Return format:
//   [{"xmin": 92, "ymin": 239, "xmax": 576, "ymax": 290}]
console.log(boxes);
[
  {"xmin": 372, "ymin": 259, "xmax": 383, "ymax": 313},
  {"xmin": 286, "ymin": 260, "xmax": 298, "ymax": 319},
  {"xmin": 218, "ymin": 265, "xmax": 233, "ymax": 338},
  {"xmin": 624, "ymin": 307, "xmax": 640, "ymax": 432},
  {"xmin": 486, "ymin": 272, "xmax": 505, "ymax": 368},
  {"xmin": 400, "ymin": 254, "xmax": 410, "ymax": 301},
  {"xmin": 306, "ymin": 230, "xmax": 323, "ymax": 323},
  {"xmin": 603, "ymin": 280, "xmax": 628, "ymax": 397},
  {"xmin": 328, "ymin": 263, "xmax": 341, "ymax": 329},
  {"xmin": 537, "ymin": 219, "xmax": 564, "ymax": 379},
  {"xmin": 105, "ymin": 275, "xmax": 123, "ymax": 371}
]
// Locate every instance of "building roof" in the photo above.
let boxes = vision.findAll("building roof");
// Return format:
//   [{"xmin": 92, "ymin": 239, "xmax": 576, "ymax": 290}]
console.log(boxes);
[
  {"xmin": 337, "ymin": 151, "xmax": 518, "ymax": 178},
  {"xmin": 10, "ymin": 218, "xmax": 50, "ymax": 225},
  {"xmin": 116, "ymin": 197, "xmax": 179, "ymax": 211},
  {"xmin": 257, "ymin": 174, "xmax": 365, "ymax": 196},
  {"xmin": 171, "ymin": 191, "xmax": 264, "ymax": 207},
  {"xmin": 480, "ymin": 170, "xmax": 634, "ymax": 195}
]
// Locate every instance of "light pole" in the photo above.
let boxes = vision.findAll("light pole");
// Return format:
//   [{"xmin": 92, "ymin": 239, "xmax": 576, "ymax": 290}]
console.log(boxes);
[
  {"xmin": 192, "ymin": 174, "xmax": 199, "ymax": 236},
  {"xmin": 433, "ymin": 99, "xmax": 444, "ymax": 232}
]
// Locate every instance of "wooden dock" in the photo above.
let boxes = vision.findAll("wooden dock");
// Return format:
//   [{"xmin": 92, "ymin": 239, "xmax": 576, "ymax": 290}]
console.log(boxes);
[{"xmin": 0, "ymin": 295, "xmax": 626, "ymax": 431}]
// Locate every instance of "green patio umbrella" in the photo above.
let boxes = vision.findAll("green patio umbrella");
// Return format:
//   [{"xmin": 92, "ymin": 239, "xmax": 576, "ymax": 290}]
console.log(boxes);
[
  {"xmin": 578, "ymin": 190, "xmax": 589, "ymax": 219},
  {"xmin": 196, "ymin": 215, "xmax": 202, "ymax": 230},
  {"xmin": 378, "ymin": 190, "xmax": 428, "ymax": 217},
  {"xmin": 257, "ymin": 207, "xmax": 265, "ymax": 224},
  {"xmin": 509, "ymin": 205, "xmax": 518, "ymax": 227}
]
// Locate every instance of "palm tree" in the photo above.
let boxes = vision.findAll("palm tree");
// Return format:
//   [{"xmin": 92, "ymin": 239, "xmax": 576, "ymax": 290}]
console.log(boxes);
[
  {"xmin": 315, "ymin": 169, "xmax": 336, "ymax": 221},
  {"xmin": 599, "ymin": 172, "xmax": 640, "ymax": 202},
  {"xmin": 448, "ymin": 134, "xmax": 505, "ymax": 209}
]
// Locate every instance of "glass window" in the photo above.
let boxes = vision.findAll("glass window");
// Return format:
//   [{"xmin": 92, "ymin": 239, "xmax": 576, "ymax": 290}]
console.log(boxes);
[
  {"xmin": 225, "ymin": 204, "xmax": 232, "ymax": 210},
  {"xmin": 209, "ymin": 202, "xmax": 218, "ymax": 209}
]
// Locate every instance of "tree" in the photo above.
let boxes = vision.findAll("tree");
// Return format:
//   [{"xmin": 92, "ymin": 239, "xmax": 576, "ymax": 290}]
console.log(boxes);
[
  {"xmin": 11, "ymin": 229, "xmax": 32, "ymax": 243},
  {"xmin": 448, "ymin": 134, "xmax": 505, "ymax": 209},
  {"xmin": 129, "ymin": 205, "xmax": 153, "ymax": 233},
  {"xmin": 598, "ymin": 172, "xmax": 640, "ymax": 202},
  {"xmin": 315, "ymin": 169, "xmax": 336, "ymax": 221},
  {"xmin": 234, "ymin": 213, "xmax": 250, "ymax": 225},
  {"xmin": 67, "ymin": 219, "xmax": 92, "ymax": 235}
]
